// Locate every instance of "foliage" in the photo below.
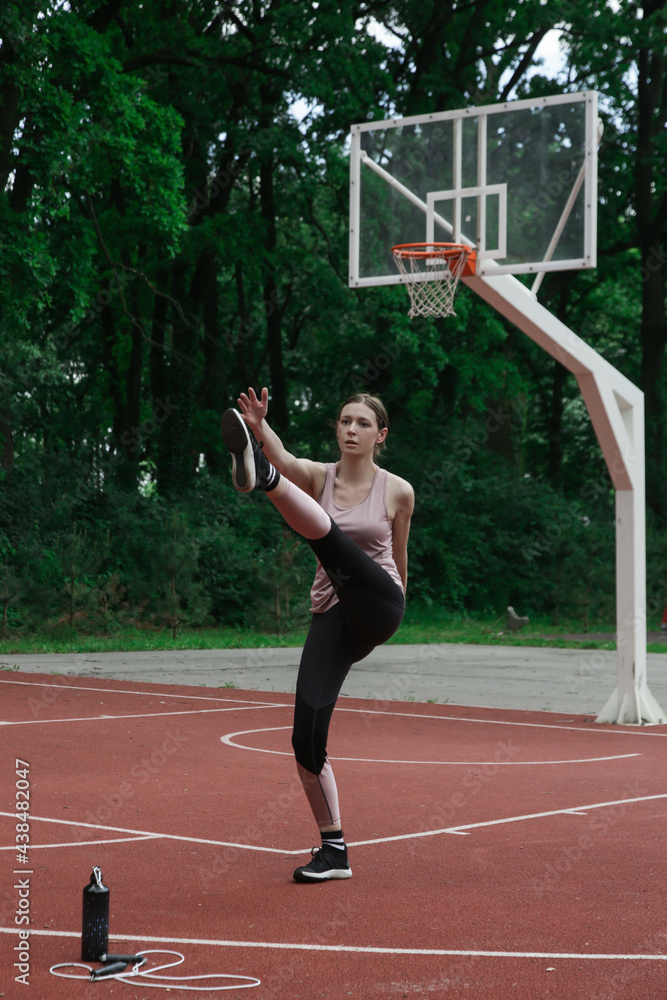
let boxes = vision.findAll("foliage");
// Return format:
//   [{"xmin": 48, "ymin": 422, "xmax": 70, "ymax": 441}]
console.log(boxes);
[{"xmin": 0, "ymin": 1, "xmax": 664, "ymax": 635}]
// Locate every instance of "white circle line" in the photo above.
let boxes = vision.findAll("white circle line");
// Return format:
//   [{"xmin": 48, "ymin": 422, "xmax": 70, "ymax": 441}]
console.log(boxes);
[{"xmin": 219, "ymin": 727, "xmax": 641, "ymax": 765}]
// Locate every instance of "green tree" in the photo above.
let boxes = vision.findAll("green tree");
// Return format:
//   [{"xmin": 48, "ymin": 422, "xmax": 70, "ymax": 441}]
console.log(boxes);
[
  {"xmin": 151, "ymin": 511, "xmax": 210, "ymax": 639},
  {"xmin": 562, "ymin": 0, "xmax": 667, "ymax": 516},
  {"xmin": 0, "ymin": 0, "xmax": 660, "ymax": 631},
  {"xmin": 55, "ymin": 525, "xmax": 107, "ymax": 627}
]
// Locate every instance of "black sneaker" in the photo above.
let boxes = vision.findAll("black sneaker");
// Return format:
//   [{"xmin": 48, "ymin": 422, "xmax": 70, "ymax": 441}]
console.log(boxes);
[
  {"xmin": 293, "ymin": 844, "xmax": 352, "ymax": 883},
  {"xmin": 220, "ymin": 409, "xmax": 279, "ymax": 493}
]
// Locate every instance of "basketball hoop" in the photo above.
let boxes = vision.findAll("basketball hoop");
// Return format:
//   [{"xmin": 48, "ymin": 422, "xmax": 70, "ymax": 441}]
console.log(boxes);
[{"xmin": 391, "ymin": 243, "xmax": 475, "ymax": 319}]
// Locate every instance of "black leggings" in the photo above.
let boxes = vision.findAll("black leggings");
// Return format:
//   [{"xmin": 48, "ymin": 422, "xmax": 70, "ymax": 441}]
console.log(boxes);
[{"xmin": 291, "ymin": 519, "xmax": 405, "ymax": 775}]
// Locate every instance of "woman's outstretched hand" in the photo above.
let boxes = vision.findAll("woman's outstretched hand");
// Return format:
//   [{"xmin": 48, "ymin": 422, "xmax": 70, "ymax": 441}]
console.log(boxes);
[{"xmin": 237, "ymin": 387, "xmax": 268, "ymax": 434}]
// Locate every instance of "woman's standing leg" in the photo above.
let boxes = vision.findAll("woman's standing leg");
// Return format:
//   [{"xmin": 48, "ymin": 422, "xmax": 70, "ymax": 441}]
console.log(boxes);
[
  {"xmin": 290, "ymin": 525, "xmax": 404, "ymax": 882},
  {"xmin": 290, "ymin": 606, "xmax": 355, "ymax": 881}
]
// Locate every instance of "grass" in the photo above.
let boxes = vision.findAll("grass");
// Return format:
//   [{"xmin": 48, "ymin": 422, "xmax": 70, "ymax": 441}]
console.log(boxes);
[
  {"xmin": 393, "ymin": 616, "xmax": 610, "ymax": 650},
  {"xmin": 0, "ymin": 625, "xmax": 309, "ymax": 656},
  {"xmin": 0, "ymin": 607, "xmax": 665, "ymax": 655}
]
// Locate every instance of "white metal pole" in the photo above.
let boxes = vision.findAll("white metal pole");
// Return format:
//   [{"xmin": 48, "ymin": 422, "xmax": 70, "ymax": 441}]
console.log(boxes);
[
  {"xmin": 477, "ymin": 113, "xmax": 487, "ymax": 257},
  {"xmin": 453, "ymin": 117, "xmax": 462, "ymax": 244},
  {"xmin": 464, "ymin": 270, "xmax": 665, "ymax": 725},
  {"xmin": 530, "ymin": 161, "xmax": 586, "ymax": 297},
  {"xmin": 531, "ymin": 115, "xmax": 602, "ymax": 297},
  {"xmin": 359, "ymin": 152, "xmax": 457, "ymax": 237},
  {"xmin": 348, "ymin": 128, "xmax": 362, "ymax": 285}
]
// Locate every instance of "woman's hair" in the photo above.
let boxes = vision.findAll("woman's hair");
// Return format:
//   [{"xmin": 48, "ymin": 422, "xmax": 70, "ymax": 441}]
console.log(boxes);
[{"xmin": 335, "ymin": 393, "xmax": 389, "ymax": 458}]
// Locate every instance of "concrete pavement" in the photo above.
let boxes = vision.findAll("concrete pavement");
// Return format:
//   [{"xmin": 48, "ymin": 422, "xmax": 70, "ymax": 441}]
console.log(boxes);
[{"xmin": 2, "ymin": 642, "xmax": 667, "ymax": 718}]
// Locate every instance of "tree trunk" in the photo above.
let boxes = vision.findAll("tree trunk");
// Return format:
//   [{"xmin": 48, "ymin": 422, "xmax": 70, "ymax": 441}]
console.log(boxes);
[
  {"xmin": 0, "ymin": 416, "xmax": 14, "ymax": 470},
  {"xmin": 636, "ymin": 36, "xmax": 666, "ymax": 515},
  {"xmin": 150, "ymin": 266, "xmax": 169, "ymax": 404},
  {"xmin": 123, "ymin": 250, "xmax": 143, "ymax": 463},
  {"xmin": 547, "ymin": 292, "xmax": 571, "ymax": 488},
  {"xmin": 156, "ymin": 262, "xmax": 196, "ymax": 496},
  {"xmin": 640, "ymin": 251, "xmax": 666, "ymax": 513},
  {"xmin": 259, "ymin": 152, "xmax": 288, "ymax": 431},
  {"xmin": 100, "ymin": 298, "xmax": 125, "ymax": 451},
  {"xmin": 0, "ymin": 37, "xmax": 21, "ymax": 191},
  {"xmin": 547, "ymin": 361, "xmax": 567, "ymax": 488},
  {"xmin": 196, "ymin": 249, "xmax": 225, "ymax": 474}
]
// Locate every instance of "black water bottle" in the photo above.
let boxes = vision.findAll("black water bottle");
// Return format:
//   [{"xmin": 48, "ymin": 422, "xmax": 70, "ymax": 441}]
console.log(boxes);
[{"xmin": 81, "ymin": 866, "xmax": 109, "ymax": 961}]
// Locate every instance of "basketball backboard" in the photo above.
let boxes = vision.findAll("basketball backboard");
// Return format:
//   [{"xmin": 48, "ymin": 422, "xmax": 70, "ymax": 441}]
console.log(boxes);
[{"xmin": 349, "ymin": 91, "xmax": 598, "ymax": 291}]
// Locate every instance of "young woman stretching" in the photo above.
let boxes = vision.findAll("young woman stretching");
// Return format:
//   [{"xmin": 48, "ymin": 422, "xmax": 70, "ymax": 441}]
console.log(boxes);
[{"xmin": 221, "ymin": 387, "xmax": 414, "ymax": 882}]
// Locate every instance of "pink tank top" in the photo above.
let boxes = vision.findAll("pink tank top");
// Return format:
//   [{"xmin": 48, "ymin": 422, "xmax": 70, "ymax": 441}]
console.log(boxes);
[{"xmin": 310, "ymin": 462, "xmax": 403, "ymax": 613}]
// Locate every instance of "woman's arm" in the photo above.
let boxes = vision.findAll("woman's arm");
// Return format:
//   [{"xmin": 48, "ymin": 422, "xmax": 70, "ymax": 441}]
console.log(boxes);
[
  {"xmin": 237, "ymin": 387, "xmax": 325, "ymax": 498},
  {"xmin": 388, "ymin": 476, "xmax": 415, "ymax": 592}
]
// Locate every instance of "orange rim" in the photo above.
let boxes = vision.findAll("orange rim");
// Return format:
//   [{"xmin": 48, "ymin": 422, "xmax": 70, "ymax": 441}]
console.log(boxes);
[{"xmin": 391, "ymin": 242, "xmax": 473, "ymax": 259}]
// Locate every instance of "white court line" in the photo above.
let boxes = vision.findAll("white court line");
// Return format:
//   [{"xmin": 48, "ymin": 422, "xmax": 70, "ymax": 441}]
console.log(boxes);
[
  {"xmin": 0, "ymin": 835, "xmax": 159, "ymax": 851},
  {"xmin": 3, "ymin": 793, "xmax": 665, "ymax": 855},
  {"xmin": 1, "ymin": 927, "xmax": 664, "ymax": 961},
  {"xmin": 333, "ymin": 752, "xmax": 641, "ymax": 765},
  {"xmin": 338, "ymin": 705, "xmax": 667, "ymax": 737},
  {"xmin": 3, "ymin": 676, "xmax": 666, "ymax": 736},
  {"xmin": 0, "ymin": 677, "xmax": 284, "ymax": 705},
  {"xmin": 0, "ymin": 812, "xmax": 289, "ymax": 854},
  {"xmin": 0, "ymin": 704, "xmax": 290, "ymax": 727},
  {"xmin": 220, "ymin": 726, "xmax": 641, "ymax": 765},
  {"xmin": 0, "ymin": 677, "xmax": 270, "ymax": 703},
  {"xmin": 351, "ymin": 792, "xmax": 667, "ymax": 846}
]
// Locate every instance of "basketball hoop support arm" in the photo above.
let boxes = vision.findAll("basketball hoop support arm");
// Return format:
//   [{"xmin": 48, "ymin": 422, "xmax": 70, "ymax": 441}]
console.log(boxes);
[
  {"xmin": 464, "ymin": 270, "xmax": 665, "ymax": 726},
  {"xmin": 531, "ymin": 120, "xmax": 603, "ymax": 297}
]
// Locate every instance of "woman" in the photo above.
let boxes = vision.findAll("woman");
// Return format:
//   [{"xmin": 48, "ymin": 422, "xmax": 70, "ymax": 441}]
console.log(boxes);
[{"xmin": 221, "ymin": 387, "xmax": 414, "ymax": 882}]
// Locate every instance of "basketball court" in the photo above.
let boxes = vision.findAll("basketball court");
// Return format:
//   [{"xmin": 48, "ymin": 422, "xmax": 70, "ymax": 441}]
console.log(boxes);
[{"xmin": 1, "ymin": 670, "xmax": 666, "ymax": 998}]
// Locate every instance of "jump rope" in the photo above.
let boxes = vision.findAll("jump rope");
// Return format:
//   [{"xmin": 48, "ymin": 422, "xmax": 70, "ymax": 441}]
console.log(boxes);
[
  {"xmin": 49, "ymin": 867, "xmax": 261, "ymax": 992},
  {"xmin": 50, "ymin": 950, "xmax": 261, "ymax": 991}
]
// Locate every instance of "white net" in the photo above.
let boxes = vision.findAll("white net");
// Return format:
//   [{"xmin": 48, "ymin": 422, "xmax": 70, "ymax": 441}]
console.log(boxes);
[{"xmin": 392, "ymin": 244, "xmax": 472, "ymax": 319}]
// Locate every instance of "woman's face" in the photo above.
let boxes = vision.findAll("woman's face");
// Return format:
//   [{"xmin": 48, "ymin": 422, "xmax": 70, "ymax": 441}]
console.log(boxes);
[{"xmin": 336, "ymin": 402, "xmax": 386, "ymax": 457}]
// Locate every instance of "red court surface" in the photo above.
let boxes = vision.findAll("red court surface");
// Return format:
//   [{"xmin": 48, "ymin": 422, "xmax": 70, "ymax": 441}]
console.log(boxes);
[{"xmin": 1, "ymin": 672, "xmax": 666, "ymax": 999}]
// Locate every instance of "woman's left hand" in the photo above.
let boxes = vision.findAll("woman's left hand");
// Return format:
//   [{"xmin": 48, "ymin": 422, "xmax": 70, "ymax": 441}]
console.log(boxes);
[{"xmin": 238, "ymin": 386, "xmax": 269, "ymax": 433}]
